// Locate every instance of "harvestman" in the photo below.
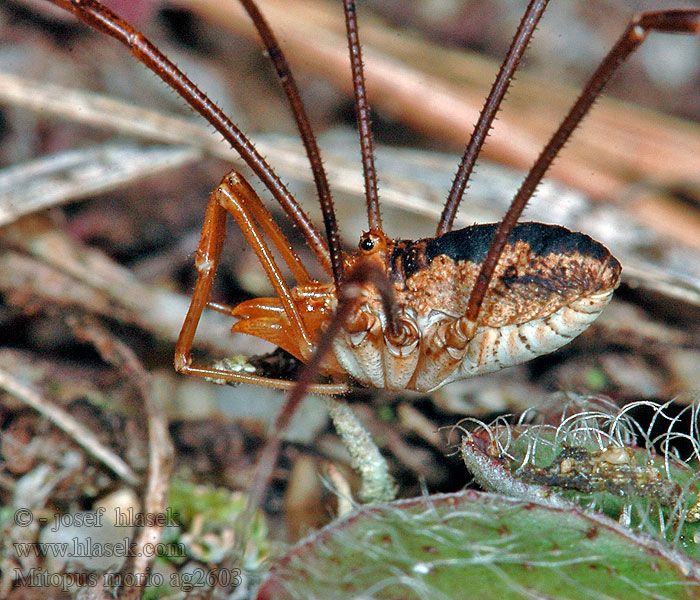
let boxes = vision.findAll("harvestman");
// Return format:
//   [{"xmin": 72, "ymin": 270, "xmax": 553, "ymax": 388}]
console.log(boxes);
[{"xmin": 43, "ymin": 0, "xmax": 700, "ymax": 504}]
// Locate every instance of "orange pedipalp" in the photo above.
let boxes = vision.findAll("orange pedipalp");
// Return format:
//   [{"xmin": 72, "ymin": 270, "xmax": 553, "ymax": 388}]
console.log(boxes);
[
  {"xmin": 232, "ymin": 286, "xmax": 345, "ymax": 378},
  {"xmin": 231, "ymin": 315, "xmax": 297, "ymax": 359},
  {"xmin": 231, "ymin": 298, "xmax": 285, "ymax": 320}
]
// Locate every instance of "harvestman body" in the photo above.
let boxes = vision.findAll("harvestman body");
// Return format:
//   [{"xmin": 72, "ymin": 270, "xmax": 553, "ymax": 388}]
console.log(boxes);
[
  {"xmin": 232, "ymin": 222, "xmax": 620, "ymax": 392},
  {"xmin": 175, "ymin": 0, "xmax": 633, "ymax": 396}
]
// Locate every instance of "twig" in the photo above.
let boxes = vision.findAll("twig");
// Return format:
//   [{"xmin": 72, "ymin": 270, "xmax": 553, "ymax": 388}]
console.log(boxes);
[
  {"xmin": 0, "ymin": 367, "xmax": 139, "ymax": 485},
  {"xmin": 0, "ymin": 143, "xmax": 201, "ymax": 227},
  {"xmin": 70, "ymin": 319, "xmax": 174, "ymax": 599},
  {"xmin": 0, "ymin": 217, "xmax": 248, "ymax": 356}
]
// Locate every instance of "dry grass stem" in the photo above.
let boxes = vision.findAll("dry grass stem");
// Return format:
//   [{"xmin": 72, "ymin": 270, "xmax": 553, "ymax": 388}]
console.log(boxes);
[
  {"xmin": 0, "ymin": 366, "xmax": 139, "ymax": 485},
  {"xmin": 0, "ymin": 142, "xmax": 201, "ymax": 227},
  {"xmin": 71, "ymin": 320, "xmax": 174, "ymax": 598}
]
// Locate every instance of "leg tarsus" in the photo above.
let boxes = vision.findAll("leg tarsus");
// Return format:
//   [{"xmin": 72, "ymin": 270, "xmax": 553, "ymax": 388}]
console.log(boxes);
[{"xmin": 177, "ymin": 363, "xmax": 349, "ymax": 395}]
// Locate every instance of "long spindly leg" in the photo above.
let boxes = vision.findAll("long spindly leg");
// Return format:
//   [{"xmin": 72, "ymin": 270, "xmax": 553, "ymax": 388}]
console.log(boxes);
[
  {"xmin": 46, "ymin": 0, "xmax": 333, "ymax": 276},
  {"xmin": 243, "ymin": 258, "xmax": 399, "ymax": 524},
  {"xmin": 436, "ymin": 0, "xmax": 550, "ymax": 236},
  {"xmin": 174, "ymin": 171, "xmax": 348, "ymax": 395},
  {"xmin": 343, "ymin": 0, "xmax": 382, "ymax": 233},
  {"xmin": 238, "ymin": 0, "xmax": 344, "ymax": 286},
  {"xmin": 464, "ymin": 9, "xmax": 700, "ymax": 331}
]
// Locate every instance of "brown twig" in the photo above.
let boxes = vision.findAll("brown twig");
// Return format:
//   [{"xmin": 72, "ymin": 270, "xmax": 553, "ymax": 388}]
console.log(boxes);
[
  {"xmin": 70, "ymin": 318, "xmax": 174, "ymax": 599},
  {"xmin": 0, "ymin": 367, "xmax": 139, "ymax": 485}
]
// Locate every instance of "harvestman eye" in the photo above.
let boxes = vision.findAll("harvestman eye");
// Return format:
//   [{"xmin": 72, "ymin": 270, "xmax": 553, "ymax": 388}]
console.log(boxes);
[{"xmin": 360, "ymin": 237, "xmax": 375, "ymax": 252}]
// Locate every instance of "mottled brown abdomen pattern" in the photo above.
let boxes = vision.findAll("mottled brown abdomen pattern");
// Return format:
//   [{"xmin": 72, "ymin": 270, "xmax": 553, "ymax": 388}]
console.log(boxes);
[{"xmin": 332, "ymin": 222, "xmax": 621, "ymax": 391}]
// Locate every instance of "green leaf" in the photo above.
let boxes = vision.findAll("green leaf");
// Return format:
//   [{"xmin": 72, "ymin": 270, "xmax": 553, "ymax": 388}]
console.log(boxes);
[{"xmin": 256, "ymin": 491, "xmax": 700, "ymax": 600}]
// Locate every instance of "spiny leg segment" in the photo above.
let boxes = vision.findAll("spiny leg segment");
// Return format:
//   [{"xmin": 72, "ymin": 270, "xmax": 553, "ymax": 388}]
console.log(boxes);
[
  {"xmin": 437, "ymin": 0, "xmax": 551, "ymax": 236},
  {"xmin": 238, "ymin": 0, "xmax": 344, "ymax": 285},
  {"xmin": 343, "ymin": 0, "xmax": 383, "ymax": 232},
  {"xmin": 46, "ymin": 0, "xmax": 334, "ymax": 276},
  {"xmin": 463, "ymin": 9, "xmax": 700, "ymax": 331}
]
